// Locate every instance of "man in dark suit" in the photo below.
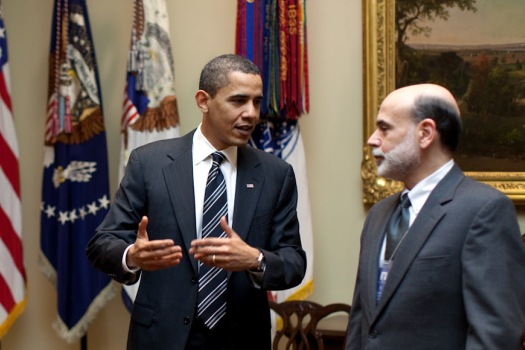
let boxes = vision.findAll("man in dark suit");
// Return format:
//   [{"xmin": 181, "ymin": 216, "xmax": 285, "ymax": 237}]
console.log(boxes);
[
  {"xmin": 346, "ymin": 84, "xmax": 525, "ymax": 349},
  {"xmin": 87, "ymin": 54, "xmax": 306, "ymax": 350}
]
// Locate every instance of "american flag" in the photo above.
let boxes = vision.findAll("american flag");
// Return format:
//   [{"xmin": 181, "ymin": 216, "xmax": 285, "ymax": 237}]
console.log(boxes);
[{"xmin": 0, "ymin": 4, "xmax": 27, "ymax": 340}]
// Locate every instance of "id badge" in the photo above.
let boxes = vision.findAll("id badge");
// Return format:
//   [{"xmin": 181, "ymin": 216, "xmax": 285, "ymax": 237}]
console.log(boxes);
[{"xmin": 376, "ymin": 260, "xmax": 392, "ymax": 303}]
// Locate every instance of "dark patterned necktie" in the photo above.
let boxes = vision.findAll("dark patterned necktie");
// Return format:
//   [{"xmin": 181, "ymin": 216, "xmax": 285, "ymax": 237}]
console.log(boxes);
[
  {"xmin": 385, "ymin": 193, "xmax": 411, "ymax": 260},
  {"xmin": 197, "ymin": 152, "xmax": 228, "ymax": 329}
]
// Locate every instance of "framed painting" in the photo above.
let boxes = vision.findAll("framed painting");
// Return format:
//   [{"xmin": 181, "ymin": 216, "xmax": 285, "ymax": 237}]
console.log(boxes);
[{"xmin": 362, "ymin": 0, "xmax": 525, "ymax": 206}]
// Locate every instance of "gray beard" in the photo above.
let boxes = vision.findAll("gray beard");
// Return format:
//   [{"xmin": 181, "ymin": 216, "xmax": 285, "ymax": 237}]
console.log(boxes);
[{"xmin": 374, "ymin": 133, "xmax": 420, "ymax": 181}]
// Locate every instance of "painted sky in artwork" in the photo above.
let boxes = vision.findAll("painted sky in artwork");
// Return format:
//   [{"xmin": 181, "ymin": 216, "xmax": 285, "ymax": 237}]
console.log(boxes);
[{"xmin": 406, "ymin": 0, "xmax": 525, "ymax": 46}]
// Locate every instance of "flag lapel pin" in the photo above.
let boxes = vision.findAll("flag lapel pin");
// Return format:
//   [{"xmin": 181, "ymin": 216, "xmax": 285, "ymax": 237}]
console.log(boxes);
[{"xmin": 246, "ymin": 184, "xmax": 254, "ymax": 188}]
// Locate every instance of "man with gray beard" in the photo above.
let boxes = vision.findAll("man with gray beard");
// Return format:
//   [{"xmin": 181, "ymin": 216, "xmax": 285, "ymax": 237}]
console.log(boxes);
[{"xmin": 346, "ymin": 84, "xmax": 525, "ymax": 349}]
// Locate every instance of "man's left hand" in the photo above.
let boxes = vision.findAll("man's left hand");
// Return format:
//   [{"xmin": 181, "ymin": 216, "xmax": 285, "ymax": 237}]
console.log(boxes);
[{"xmin": 189, "ymin": 216, "xmax": 260, "ymax": 271}]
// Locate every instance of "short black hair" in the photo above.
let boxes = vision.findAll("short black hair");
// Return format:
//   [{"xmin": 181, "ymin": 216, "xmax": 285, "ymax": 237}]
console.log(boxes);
[
  {"xmin": 411, "ymin": 94, "xmax": 463, "ymax": 152},
  {"xmin": 199, "ymin": 54, "xmax": 260, "ymax": 97}
]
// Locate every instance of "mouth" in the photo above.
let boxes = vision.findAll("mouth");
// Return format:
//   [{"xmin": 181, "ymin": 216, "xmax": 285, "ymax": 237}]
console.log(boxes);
[
  {"xmin": 234, "ymin": 124, "xmax": 255, "ymax": 137},
  {"xmin": 371, "ymin": 149, "xmax": 384, "ymax": 165},
  {"xmin": 373, "ymin": 156, "xmax": 384, "ymax": 165}
]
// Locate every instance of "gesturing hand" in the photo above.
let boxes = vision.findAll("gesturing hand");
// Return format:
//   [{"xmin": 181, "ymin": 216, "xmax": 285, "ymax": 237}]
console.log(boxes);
[
  {"xmin": 126, "ymin": 216, "xmax": 183, "ymax": 271},
  {"xmin": 189, "ymin": 216, "xmax": 260, "ymax": 271}
]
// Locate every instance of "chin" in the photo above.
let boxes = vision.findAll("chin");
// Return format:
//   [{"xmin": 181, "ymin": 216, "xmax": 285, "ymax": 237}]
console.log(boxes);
[
  {"xmin": 236, "ymin": 141, "xmax": 250, "ymax": 147},
  {"xmin": 377, "ymin": 164, "xmax": 387, "ymax": 178},
  {"xmin": 377, "ymin": 166, "xmax": 397, "ymax": 181},
  {"xmin": 232, "ymin": 136, "xmax": 251, "ymax": 147}
]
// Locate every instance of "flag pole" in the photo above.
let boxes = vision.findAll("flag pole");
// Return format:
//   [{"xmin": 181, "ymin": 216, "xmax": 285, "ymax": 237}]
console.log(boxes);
[{"xmin": 81, "ymin": 334, "xmax": 87, "ymax": 350}]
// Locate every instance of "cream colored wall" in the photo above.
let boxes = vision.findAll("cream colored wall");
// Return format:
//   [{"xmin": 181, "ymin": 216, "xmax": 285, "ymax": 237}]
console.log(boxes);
[{"xmin": 2, "ymin": 0, "xmax": 524, "ymax": 349}]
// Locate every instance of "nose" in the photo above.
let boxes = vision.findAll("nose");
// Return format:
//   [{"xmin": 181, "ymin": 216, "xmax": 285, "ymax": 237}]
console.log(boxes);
[
  {"xmin": 368, "ymin": 130, "xmax": 380, "ymax": 147},
  {"xmin": 243, "ymin": 100, "xmax": 260, "ymax": 119}
]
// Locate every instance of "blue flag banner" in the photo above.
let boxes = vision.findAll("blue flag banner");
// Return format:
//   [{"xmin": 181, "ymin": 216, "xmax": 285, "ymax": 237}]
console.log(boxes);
[{"xmin": 40, "ymin": 0, "xmax": 116, "ymax": 342}]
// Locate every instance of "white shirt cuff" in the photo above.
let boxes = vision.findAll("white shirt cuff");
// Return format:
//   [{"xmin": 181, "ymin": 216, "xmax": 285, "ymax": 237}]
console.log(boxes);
[{"xmin": 122, "ymin": 244, "xmax": 141, "ymax": 273}]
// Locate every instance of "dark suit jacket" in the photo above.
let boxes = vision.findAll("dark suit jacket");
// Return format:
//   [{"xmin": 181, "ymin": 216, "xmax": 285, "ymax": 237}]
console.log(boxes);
[
  {"xmin": 346, "ymin": 164, "xmax": 525, "ymax": 350},
  {"xmin": 86, "ymin": 131, "xmax": 307, "ymax": 350}
]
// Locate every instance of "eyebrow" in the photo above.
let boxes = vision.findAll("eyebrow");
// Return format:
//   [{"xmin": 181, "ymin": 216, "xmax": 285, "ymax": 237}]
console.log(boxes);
[
  {"xmin": 227, "ymin": 93, "xmax": 264, "ymax": 100},
  {"xmin": 376, "ymin": 119, "xmax": 392, "ymax": 128}
]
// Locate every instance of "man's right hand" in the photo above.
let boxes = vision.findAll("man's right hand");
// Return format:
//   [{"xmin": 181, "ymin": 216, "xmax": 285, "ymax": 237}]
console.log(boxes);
[{"xmin": 126, "ymin": 216, "xmax": 183, "ymax": 271}]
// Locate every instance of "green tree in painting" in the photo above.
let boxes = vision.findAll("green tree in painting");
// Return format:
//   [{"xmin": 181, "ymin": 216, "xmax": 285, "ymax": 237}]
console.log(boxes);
[
  {"xmin": 401, "ymin": 50, "xmax": 469, "ymax": 96},
  {"xmin": 465, "ymin": 53, "xmax": 516, "ymax": 118},
  {"xmin": 395, "ymin": 0, "xmax": 477, "ymax": 87},
  {"xmin": 464, "ymin": 53, "xmax": 490, "ymax": 116}
]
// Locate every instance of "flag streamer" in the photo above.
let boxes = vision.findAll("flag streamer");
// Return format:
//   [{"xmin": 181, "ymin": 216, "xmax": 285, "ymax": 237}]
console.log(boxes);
[
  {"xmin": 0, "ymin": 3, "xmax": 27, "ymax": 339},
  {"xmin": 40, "ymin": 0, "xmax": 116, "ymax": 342},
  {"xmin": 236, "ymin": 0, "xmax": 314, "ymax": 304},
  {"xmin": 236, "ymin": 0, "xmax": 309, "ymax": 121}
]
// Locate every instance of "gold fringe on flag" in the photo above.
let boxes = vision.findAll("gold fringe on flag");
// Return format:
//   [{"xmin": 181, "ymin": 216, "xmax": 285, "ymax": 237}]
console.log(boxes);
[
  {"xmin": 53, "ymin": 107, "xmax": 105, "ymax": 145},
  {"xmin": 129, "ymin": 95, "xmax": 179, "ymax": 132}
]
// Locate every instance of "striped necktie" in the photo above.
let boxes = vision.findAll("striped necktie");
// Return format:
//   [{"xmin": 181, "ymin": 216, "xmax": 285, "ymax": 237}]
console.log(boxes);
[{"xmin": 197, "ymin": 152, "xmax": 228, "ymax": 329}]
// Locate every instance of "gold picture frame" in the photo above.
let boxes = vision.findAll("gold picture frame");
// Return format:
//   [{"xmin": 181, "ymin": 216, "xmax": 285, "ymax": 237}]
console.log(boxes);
[{"xmin": 361, "ymin": 0, "xmax": 525, "ymax": 206}]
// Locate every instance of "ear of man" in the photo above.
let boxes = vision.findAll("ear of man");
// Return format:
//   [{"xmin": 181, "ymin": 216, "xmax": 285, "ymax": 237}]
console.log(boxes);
[
  {"xmin": 195, "ymin": 90, "xmax": 210, "ymax": 113},
  {"xmin": 418, "ymin": 118, "xmax": 437, "ymax": 149}
]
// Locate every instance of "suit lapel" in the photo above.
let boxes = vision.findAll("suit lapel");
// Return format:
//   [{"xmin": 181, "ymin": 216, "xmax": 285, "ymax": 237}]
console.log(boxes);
[
  {"xmin": 371, "ymin": 165, "xmax": 465, "ymax": 324},
  {"xmin": 162, "ymin": 133, "xmax": 199, "ymax": 274},
  {"xmin": 232, "ymin": 147, "xmax": 263, "ymax": 241},
  {"xmin": 363, "ymin": 196, "xmax": 397, "ymax": 319}
]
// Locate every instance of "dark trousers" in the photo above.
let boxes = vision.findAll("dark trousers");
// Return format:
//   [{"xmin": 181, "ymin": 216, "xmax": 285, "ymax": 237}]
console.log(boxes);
[{"xmin": 185, "ymin": 317, "xmax": 228, "ymax": 350}]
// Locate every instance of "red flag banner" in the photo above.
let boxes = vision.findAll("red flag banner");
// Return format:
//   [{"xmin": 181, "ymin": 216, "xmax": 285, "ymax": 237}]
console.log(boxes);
[{"xmin": 236, "ymin": 0, "xmax": 308, "ymax": 119}]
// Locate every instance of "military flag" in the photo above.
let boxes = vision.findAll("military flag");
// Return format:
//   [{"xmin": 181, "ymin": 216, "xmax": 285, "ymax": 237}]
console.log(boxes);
[
  {"xmin": 0, "ymin": 3, "xmax": 27, "ymax": 339},
  {"xmin": 40, "ymin": 0, "xmax": 115, "ymax": 342},
  {"xmin": 236, "ymin": 0, "xmax": 313, "ymax": 303},
  {"xmin": 120, "ymin": 0, "xmax": 181, "ymax": 311}
]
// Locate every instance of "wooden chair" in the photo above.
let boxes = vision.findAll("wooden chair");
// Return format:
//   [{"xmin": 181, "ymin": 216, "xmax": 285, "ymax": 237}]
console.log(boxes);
[{"xmin": 269, "ymin": 300, "xmax": 351, "ymax": 350}]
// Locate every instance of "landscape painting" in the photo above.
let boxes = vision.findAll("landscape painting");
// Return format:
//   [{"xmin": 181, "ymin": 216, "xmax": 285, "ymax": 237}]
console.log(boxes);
[
  {"xmin": 396, "ymin": 0, "xmax": 525, "ymax": 172},
  {"xmin": 362, "ymin": 0, "xmax": 525, "ymax": 205}
]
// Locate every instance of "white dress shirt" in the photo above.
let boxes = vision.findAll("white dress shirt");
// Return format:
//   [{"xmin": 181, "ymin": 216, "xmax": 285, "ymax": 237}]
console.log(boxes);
[
  {"xmin": 192, "ymin": 125, "xmax": 237, "ymax": 238},
  {"xmin": 379, "ymin": 159, "xmax": 455, "ymax": 262},
  {"xmin": 193, "ymin": 126, "xmax": 264, "ymax": 284}
]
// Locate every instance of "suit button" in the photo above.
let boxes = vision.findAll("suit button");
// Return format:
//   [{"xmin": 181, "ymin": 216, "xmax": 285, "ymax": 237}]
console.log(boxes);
[
  {"xmin": 191, "ymin": 275, "xmax": 197, "ymax": 283},
  {"xmin": 369, "ymin": 330, "xmax": 379, "ymax": 339},
  {"xmin": 184, "ymin": 316, "xmax": 190, "ymax": 325}
]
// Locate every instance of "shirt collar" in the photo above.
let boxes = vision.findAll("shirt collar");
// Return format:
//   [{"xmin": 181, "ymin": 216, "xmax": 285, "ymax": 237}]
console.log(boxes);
[
  {"xmin": 193, "ymin": 124, "xmax": 238, "ymax": 167},
  {"xmin": 405, "ymin": 159, "xmax": 454, "ymax": 216}
]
